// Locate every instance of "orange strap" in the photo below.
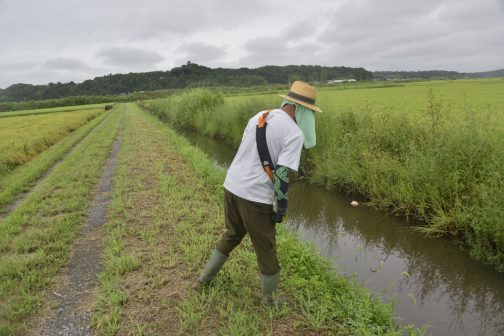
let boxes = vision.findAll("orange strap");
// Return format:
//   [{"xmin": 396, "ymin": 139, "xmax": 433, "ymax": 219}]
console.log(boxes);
[
  {"xmin": 256, "ymin": 110, "xmax": 274, "ymax": 181},
  {"xmin": 264, "ymin": 165, "xmax": 274, "ymax": 180},
  {"xmin": 258, "ymin": 110, "xmax": 270, "ymax": 128}
]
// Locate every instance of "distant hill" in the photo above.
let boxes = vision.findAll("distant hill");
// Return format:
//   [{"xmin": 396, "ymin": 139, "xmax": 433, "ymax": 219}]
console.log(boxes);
[
  {"xmin": 373, "ymin": 69, "xmax": 504, "ymax": 80},
  {"xmin": 462, "ymin": 68, "xmax": 504, "ymax": 78},
  {"xmin": 0, "ymin": 63, "xmax": 371, "ymax": 102},
  {"xmin": 2, "ymin": 64, "xmax": 501, "ymax": 103}
]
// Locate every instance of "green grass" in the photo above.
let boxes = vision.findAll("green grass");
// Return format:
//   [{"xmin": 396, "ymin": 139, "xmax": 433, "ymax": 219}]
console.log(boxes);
[
  {"xmin": 93, "ymin": 103, "xmax": 426, "ymax": 335},
  {"xmin": 0, "ymin": 103, "xmax": 113, "ymax": 118},
  {"xmin": 0, "ymin": 105, "xmax": 123, "ymax": 335},
  {"xmin": 0, "ymin": 109, "xmax": 111, "ymax": 210},
  {"xmin": 141, "ymin": 78, "xmax": 504, "ymax": 272}
]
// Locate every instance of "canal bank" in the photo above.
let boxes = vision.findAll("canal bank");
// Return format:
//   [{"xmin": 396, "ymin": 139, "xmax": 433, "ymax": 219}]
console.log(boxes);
[{"xmin": 181, "ymin": 128, "xmax": 504, "ymax": 336}]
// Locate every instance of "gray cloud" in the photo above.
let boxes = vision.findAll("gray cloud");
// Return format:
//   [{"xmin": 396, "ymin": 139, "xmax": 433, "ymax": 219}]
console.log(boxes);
[
  {"xmin": 0, "ymin": 62, "xmax": 37, "ymax": 72},
  {"xmin": 240, "ymin": 35, "xmax": 323, "ymax": 67},
  {"xmin": 0, "ymin": 0, "xmax": 503, "ymax": 87},
  {"xmin": 241, "ymin": 20, "xmax": 320, "ymax": 65},
  {"xmin": 280, "ymin": 20, "xmax": 319, "ymax": 42},
  {"xmin": 121, "ymin": 0, "xmax": 273, "ymax": 41},
  {"xmin": 313, "ymin": 0, "xmax": 504, "ymax": 71},
  {"xmin": 44, "ymin": 57, "xmax": 90, "ymax": 70},
  {"xmin": 244, "ymin": 37, "xmax": 283, "ymax": 54},
  {"xmin": 0, "ymin": 66, "xmax": 92, "ymax": 86},
  {"xmin": 176, "ymin": 42, "xmax": 227, "ymax": 65},
  {"xmin": 96, "ymin": 47, "xmax": 164, "ymax": 67}
]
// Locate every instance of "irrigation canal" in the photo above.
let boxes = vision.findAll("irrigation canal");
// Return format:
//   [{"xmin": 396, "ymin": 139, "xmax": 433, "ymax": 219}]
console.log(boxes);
[{"xmin": 180, "ymin": 129, "xmax": 504, "ymax": 336}]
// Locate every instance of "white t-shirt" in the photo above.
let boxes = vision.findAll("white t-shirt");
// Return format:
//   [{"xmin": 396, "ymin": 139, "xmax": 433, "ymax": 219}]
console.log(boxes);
[{"xmin": 223, "ymin": 109, "xmax": 304, "ymax": 205}]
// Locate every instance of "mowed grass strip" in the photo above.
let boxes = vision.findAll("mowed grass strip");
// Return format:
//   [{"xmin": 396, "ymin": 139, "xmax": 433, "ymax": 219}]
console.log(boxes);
[
  {"xmin": 0, "ymin": 109, "xmax": 111, "ymax": 210},
  {"xmin": 0, "ymin": 105, "xmax": 123, "ymax": 335},
  {"xmin": 0, "ymin": 108, "xmax": 104, "ymax": 179},
  {"xmin": 93, "ymin": 104, "xmax": 425, "ymax": 335}
]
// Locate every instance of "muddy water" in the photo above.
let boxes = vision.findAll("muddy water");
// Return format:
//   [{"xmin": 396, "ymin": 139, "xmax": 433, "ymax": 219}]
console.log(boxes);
[{"xmin": 181, "ymin": 130, "xmax": 504, "ymax": 336}]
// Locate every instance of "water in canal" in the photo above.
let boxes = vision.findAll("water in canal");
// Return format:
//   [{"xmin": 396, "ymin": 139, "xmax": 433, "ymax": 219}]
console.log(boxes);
[{"xmin": 181, "ymin": 129, "xmax": 504, "ymax": 336}]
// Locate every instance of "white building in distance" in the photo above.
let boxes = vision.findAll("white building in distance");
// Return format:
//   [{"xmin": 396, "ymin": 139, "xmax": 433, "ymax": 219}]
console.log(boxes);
[{"xmin": 327, "ymin": 79, "xmax": 357, "ymax": 84}]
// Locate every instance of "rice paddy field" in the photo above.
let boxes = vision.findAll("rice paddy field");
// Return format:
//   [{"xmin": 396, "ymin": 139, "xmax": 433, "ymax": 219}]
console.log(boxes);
[
  {"xmin": 0, "ymin": 78, "xmax": 502, "ymax": 335},
  {"xmin": 0, "ymin": 103, "xmax": 111, "ymax": 118},
  {"xmin": 0, "ymin": 108, "xmax": 104, "ymax": 179},
  {"xmin": 144, "ymin": 78, "xmax": 504, "ymax": 272}
]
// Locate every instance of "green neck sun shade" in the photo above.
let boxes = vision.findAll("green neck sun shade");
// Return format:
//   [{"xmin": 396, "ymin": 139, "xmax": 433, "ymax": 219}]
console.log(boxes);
[{"xmin": 282, "ymin": 99, "xmax": 316, "ymax": 149}]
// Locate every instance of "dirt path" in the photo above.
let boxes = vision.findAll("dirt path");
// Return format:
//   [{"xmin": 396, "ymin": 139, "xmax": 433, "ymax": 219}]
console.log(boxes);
[
  {"xmin": 31, "ymin": 110, "xmax": 125, "ymax": 336},
  {"xmin": 0, "ymin": 108, "xmax": 114, "ymax": 222},
  {"xmin": 91, "ymin": 105, "xmax": 215, "ymax": 335},
  {"xmin": 92, "ymin": 105, "xmax": 310, "ymax": 335}
]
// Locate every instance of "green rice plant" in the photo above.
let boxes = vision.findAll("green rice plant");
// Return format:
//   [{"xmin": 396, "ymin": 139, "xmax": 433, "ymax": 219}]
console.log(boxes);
[
  {"xmin": 0, "ymin": 106, "xmax": 123, "ymax": 334},
  {"xmin": 0, "ymin": 108, "xmax": 104, "ymax": 179},
  {"xmin": 142, "ymin": 78, "xmax": 504, "ymax": 271},
  {"xmin": 0, "ymin": 109, "xmax": 110, "ymax": 210},
  {"xmin": 0, "ymin": 103, "xmax": 112, "ymax": 118}
]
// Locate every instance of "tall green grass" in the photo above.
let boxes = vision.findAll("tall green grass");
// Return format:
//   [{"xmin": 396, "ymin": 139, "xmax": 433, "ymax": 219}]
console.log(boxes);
[
  {"xmin": 140, "ymin": 81, "xmax": 504, "ymax": 272},
  {"xmin": 141, "ymin": 89, "xmax": 277, "ymax": 148},
  {"xmin": 123, "ymin": 104, "xmax": 426, "ymax": 334}
]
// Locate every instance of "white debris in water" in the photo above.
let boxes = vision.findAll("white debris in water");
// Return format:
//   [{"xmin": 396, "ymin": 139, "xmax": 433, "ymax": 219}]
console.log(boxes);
[{"xmin": 351, "ymin": 200, "xmax": 359, "ymax": 206}]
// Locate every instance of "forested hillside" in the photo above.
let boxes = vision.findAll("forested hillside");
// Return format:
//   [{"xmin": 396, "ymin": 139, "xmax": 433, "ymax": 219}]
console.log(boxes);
[{"xmin": 0, "ymin": 63, "xmax": 371, "ymax": 102}]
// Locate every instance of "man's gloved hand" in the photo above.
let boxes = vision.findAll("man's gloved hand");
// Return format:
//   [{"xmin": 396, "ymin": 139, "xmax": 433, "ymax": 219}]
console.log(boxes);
[{"xmin": 272, "ymin": 207, "xmax": 287, "ymax": 224}]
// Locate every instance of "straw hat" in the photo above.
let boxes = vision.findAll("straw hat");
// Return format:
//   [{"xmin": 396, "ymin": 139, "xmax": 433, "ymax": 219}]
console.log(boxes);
[{"xmin": 279, "ymin": 81, "xmax": 322, "ymax": 112}]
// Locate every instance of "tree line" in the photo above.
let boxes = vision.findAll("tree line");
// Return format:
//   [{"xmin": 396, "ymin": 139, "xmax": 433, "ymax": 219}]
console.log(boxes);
[
  {"xmin": 373, "ymin": 68, "xmax": 504, "ymax": 80},
  {"xmin": 0, "ymin": 63, "xmax": 372, "ymax": 102}
]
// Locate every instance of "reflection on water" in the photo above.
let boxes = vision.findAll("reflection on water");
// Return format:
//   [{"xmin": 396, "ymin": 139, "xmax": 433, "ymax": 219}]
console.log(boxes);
[
  {"xmin": 288, "ymin": 183, "xmax": 504, "ymax": 336},
  {"xmin": 181, "ymin": 129, "xmax": 504, "ymax": 336}
]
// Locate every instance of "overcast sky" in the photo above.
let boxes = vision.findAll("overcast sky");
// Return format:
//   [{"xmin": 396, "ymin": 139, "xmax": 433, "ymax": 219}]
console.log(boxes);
[{"xmin": 0, "ymin": 0, "xmax": 503, "ymax": 88}]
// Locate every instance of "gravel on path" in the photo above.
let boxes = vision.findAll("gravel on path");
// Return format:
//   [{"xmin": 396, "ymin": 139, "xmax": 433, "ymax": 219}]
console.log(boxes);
[{"xmin": 32, "ymin": 109, "xmax": 125, "ymax": 336}]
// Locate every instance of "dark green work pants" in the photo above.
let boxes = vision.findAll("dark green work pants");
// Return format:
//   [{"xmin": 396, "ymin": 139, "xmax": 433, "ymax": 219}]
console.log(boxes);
[{"xmin": 216, "ymin": 189, "xmax": 280, "ymax": 275}]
